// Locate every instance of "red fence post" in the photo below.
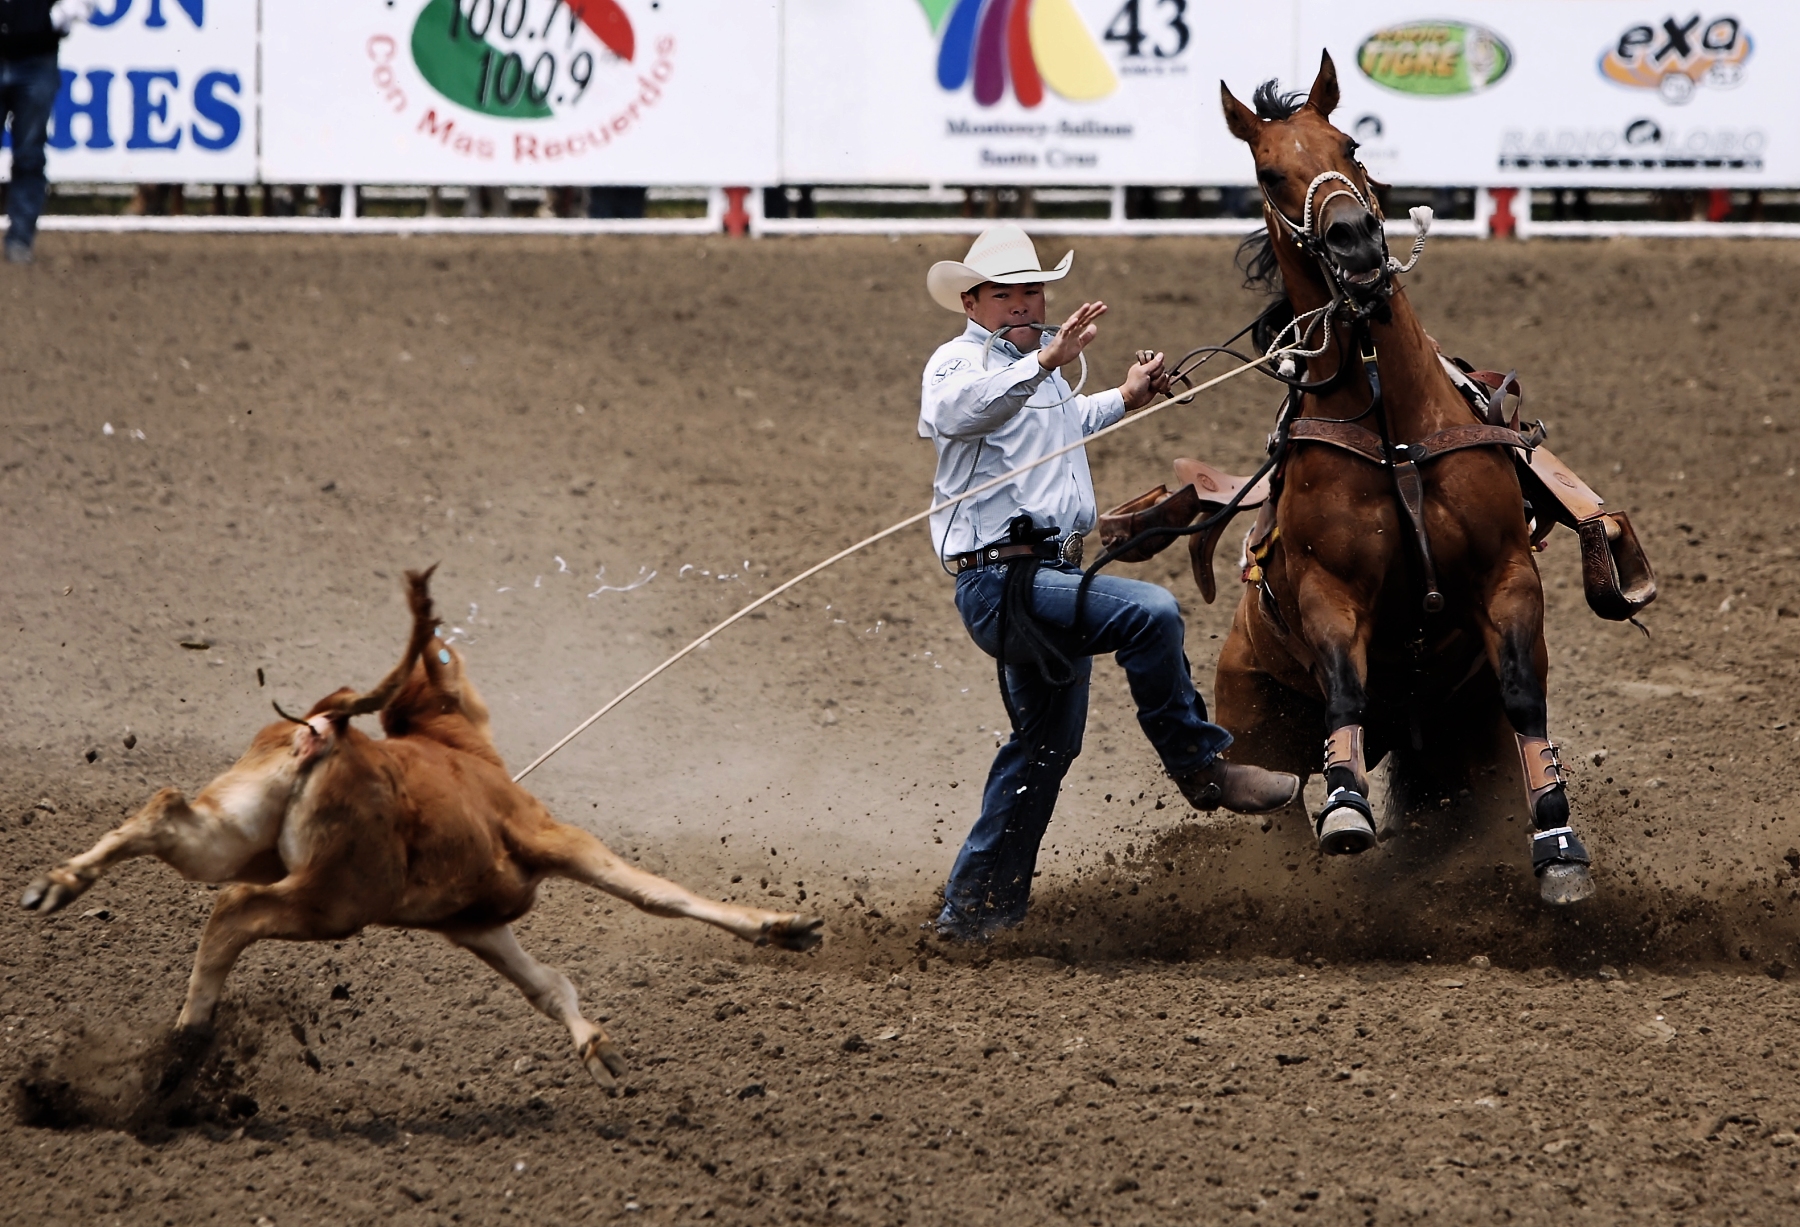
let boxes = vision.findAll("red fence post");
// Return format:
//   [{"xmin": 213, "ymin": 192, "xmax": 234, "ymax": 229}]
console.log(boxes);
[
  {"xmin": 723, "ymin": 187, "xmax": 751, "ymax": 237},
  {"xmin": 1488, "ymin": 188, "xmax": 1518, "ymax": 238}
]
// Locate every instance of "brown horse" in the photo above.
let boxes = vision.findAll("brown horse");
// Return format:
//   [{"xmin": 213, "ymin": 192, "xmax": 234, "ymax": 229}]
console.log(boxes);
[{"xmin": 1210, "ymin": 53, "xmax": 1594, "ymax": 904}]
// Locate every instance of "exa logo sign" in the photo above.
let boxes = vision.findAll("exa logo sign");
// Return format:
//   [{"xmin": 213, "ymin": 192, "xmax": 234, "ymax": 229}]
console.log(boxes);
[{"xmin": 1599, "ymin": 13, "xmax": 1752, "ymax": 105}]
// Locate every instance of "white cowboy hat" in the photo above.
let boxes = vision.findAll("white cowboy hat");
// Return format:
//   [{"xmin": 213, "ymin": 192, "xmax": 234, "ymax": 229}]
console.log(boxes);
[{"xmin": 926, "ymin": 223, "xmax": 1074, "ymax": 313}]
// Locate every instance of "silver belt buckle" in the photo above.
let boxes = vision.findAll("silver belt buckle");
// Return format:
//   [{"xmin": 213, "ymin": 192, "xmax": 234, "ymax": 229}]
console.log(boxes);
[{"xmin": 1059, "ymin": 533, "xmax": 1084, "ymax": 568}]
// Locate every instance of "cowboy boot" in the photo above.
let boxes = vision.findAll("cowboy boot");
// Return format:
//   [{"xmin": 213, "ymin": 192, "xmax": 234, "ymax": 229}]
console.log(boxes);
[{"xmin": 1173, "ymin": 760, "xmax": 1300, "ymax": 815}]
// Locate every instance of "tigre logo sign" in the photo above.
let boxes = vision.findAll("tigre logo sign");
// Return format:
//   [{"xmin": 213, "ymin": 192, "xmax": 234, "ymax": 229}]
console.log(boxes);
[
  {"xmin": 1599, "ymin": 14, "xmax": 1751, "ymax": 105},
  {"xmin": 1356, "ymin": 21, "xmax": 1512, "ymax": 97}
]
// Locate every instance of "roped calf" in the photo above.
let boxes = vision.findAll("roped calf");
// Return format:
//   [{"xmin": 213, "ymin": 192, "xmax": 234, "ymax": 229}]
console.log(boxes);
[{"xmin": 20, "ymin": 568, "xmax": 822, "ymax": 1088}]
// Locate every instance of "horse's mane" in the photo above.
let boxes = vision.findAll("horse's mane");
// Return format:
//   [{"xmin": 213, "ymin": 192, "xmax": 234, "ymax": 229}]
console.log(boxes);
[
  {"xmin": 1236, "ymin": 79, "xmax": 1305, "ymax": 350},
  {"xmin": 1252, "ymin": 80, "xmax": 1306, "ymax": 121}
]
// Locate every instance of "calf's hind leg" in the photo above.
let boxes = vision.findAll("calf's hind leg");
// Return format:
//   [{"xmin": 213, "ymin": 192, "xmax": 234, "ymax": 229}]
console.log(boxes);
[
  {"xmin": 528, "ymin": 823, "xmax": 824, "ymax": 951},
  {"xmin": 447, "ymin": 925, "xmax": 627, "ymax": 1088},
  {"xmin": 22, "ymin": 787, "xmax": 283, "ymax": 915}
]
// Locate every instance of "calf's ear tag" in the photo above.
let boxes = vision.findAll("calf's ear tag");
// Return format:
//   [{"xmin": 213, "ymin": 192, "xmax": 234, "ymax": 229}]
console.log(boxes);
[{"xmin": 438, "ymin": 649, "xmax": 451, "ymax": 664}]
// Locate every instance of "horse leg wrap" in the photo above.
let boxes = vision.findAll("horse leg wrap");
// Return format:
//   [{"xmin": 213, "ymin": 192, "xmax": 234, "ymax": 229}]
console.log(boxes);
[
  {"xmin": 1323, "ymin": 725, "xmax": 1369, "ymax": 797},
  {"xmin": 1531, "ymin": 826, "xmax": 1591, "ymax": 873},
  {"xmin": 1316, "ymin": 725, "xmax": 1376, "ymax": 855},
  {"xmin": 1514, "ymin": 734, "xmax": 1567, "ymax": 814},
  {"xmin": 1516, "ymin": 734, "xmax": 1593, "ymax": 901}
]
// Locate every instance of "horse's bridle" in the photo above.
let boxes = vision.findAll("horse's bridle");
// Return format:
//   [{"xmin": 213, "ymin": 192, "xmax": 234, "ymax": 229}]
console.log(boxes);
[
  {"xmin": 1262, "ymin": 169, "xmax": 1428, "ymax": 303},
  {"xmin": 1267, "ymin": 167, "xmax": 1432, "ymax": 305},
  {"xmin": 1255, "ymin": 169, "xmax": 1432, "ymax": 373}
]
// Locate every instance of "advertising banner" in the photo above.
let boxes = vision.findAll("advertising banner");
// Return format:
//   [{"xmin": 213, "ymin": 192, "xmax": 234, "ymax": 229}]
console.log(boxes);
[
  {"xmin": 261, "ymin": 0, "xmax": 779, "ymax": 185},
  {"xmin": 1298, "ymin": 1, "xmax": 1800, "ymax": 187},
  {"xmin": 781, "ymin": 0, "xmax": 1296, "ymax": 185},
  {"xmin": 1, "ymin": 0, "xmax": 256, "ymax": 183}
]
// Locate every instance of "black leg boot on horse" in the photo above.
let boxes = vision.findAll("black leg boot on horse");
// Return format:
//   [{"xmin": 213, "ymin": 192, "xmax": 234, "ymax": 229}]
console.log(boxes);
[{"xmin": 1490, "ymin": 618, "xmax": 1593, "ymax": 903}]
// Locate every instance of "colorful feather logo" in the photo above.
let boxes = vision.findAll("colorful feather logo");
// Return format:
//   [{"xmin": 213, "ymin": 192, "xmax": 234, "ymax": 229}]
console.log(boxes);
[{"xmin": 921, "ymin": 0, "xmax": 1116, "ymax": 107}]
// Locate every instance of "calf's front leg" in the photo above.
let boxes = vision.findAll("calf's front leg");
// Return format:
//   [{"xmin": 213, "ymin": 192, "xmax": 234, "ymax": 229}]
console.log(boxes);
[
  {"xmin": 447, "ymin": 924, "xmax": 627, "ymax": 1089},
  {"xmin": 177, "ymin": 878, "xmax": 356, "ymax": 1030}
]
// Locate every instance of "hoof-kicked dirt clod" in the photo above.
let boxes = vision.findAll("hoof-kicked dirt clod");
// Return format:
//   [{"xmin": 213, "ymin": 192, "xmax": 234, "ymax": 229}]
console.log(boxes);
[{"xmin": 5, "ymin": 235, "xmax": 1800, "ymax": 1223}]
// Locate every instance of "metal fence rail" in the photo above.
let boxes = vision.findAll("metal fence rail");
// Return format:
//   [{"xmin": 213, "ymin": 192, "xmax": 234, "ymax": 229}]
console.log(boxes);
[{"xmin": 29, "ymin": 185, "xmax": 1800, "ymax": 239}]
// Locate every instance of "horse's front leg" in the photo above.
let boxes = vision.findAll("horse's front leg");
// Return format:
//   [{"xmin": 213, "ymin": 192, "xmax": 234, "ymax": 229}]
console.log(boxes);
[
  {"xmin": 1295, "ymin": 574, "xmax": 1380, "ymax": 856},
  {"xmin": 1480, "ymin": 559, "xmax": 1593, "ymax": 905}
]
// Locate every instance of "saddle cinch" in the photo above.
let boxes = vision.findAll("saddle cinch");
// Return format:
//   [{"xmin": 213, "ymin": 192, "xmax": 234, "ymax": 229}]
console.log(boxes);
[{"xmin": 1098, "ymin": 359, "xmax": 1657, "ymax": 622}]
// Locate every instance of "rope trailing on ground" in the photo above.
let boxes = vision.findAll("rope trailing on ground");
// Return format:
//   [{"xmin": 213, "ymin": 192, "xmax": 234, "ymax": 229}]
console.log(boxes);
[{"xmin": 512, "ymin": 343, "xmax": 1292, "ymax": 783}]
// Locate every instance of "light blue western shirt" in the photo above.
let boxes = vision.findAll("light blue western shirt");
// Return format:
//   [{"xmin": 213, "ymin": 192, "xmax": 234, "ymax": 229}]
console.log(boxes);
[{"xmin": 918, "ymin": 319, "xmax": 1126, "ymax": 561}]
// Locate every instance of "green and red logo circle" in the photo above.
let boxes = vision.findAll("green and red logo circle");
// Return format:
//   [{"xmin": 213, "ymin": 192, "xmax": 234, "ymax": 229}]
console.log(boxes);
[{"xmin": 410, "ymin": 0, "xmax": 638, "ymax": 119}]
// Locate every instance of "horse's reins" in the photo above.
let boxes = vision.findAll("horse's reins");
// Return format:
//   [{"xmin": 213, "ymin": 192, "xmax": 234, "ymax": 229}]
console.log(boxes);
[{"xmin": 511, "ymin": 334, "xmax": 1301, "ymax": 783}]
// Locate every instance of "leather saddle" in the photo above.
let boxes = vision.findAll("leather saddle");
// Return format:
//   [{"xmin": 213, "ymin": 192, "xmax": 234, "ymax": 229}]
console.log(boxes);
[
  {"xmin": 1097, "ymin": 458, "xmax": 1269, "ymax": 604},
  {"xmin": 1446, "ymin": 359, "xmax": 1656, "ymax": 621},
  {"xmin": 1099, "ymin": 358, "xmax": 1657, "ymax": 622}
]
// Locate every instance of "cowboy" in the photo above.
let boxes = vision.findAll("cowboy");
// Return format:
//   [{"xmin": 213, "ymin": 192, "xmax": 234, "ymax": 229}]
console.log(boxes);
[{"xmin": 921, "ymin": 224, "xmax": 1300, "ymax": 943}]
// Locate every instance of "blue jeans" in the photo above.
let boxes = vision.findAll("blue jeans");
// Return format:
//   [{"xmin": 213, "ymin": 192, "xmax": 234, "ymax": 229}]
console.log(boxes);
[
  {"xmin": 1, "ymin": 53, "xmax": 59, "ymax": 250},
  {"xmin": 938, "ymin": 564, "xmax": 1233, "ymax": 936}
]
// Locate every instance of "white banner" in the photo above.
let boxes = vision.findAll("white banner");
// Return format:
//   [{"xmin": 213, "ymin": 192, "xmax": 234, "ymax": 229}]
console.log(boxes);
[
  {"xmin": 2, "ymin": 0, "xmax": 257, "ymax": 183},
  {"xmin": 781, "ymin": 0, "xmax": 1295, "ymax": 185},
  {"xmin": 261, "ymin": 0, "xmax": 778, "ymax": 185},
  {"xmin": 1297, "ymin": 1, "xmax": 1799, "ymax": 187},
  {"xmin": 14, "ymin": 1, "xmax": 1800, "ymax": 190}
]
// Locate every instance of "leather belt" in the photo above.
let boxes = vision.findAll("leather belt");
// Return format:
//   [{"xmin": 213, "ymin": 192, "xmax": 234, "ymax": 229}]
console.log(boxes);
[{"xmin": 951, "ymin": 532, "xmax": 1084, "ymax": 574}]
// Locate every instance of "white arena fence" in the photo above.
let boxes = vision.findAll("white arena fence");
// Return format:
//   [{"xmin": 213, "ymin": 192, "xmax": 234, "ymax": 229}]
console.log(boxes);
[{"xmin": 31, "ymin": 186, "xmax": 1800, "ymax": 240}]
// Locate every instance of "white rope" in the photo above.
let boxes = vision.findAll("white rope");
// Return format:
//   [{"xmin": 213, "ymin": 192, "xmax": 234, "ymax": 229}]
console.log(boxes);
[
  {"xmin": 511, "ymin": 344, "xmax": 1291, "ymax": 782},
  {"xmin": 981, "ymin": 322, "xmax": 1089, "ymax": 408},
  {"xmin": 1388, "ymin": 205, "xmax": 1434, "ymax": 275}
]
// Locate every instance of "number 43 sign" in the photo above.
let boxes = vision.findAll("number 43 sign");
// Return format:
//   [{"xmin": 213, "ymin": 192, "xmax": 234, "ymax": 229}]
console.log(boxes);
[
  {"xmin": 1102, "ymin": 0, "xmax": 1191, "ymax": 63},
  {"xmin": 262, "ymin": 0, "xmax": 779, "ymax": 184}
]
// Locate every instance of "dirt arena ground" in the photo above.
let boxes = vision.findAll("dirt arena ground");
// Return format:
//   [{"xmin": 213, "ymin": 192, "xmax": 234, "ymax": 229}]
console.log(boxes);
[{"xmin": 5, "ymin": 232, "xmax": 1800, "ymax": 1224}]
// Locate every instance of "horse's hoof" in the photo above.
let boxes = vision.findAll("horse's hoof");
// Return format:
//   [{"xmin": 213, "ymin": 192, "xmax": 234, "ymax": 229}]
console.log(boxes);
[
  {"xmin": 580, "ymin": 1036, "xmax": 626, "ymax": 1090},
  {"xmin": 1538, "ymin": 862, "xmax": 1594, "ymax": 905},
  {"xmin": 1317, "ymin": 804, "xmax": 1378, "ymax": 855}
]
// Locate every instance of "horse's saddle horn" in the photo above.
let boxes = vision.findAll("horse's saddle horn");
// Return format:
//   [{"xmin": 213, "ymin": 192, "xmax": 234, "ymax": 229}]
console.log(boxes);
[{"xmin": 1098, "ymin": 459, "xmax": 1270, "ymax": 603}]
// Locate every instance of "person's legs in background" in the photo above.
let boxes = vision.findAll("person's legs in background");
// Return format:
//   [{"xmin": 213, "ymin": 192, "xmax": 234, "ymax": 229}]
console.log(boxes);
[
  {"xmin": 3, "ymin": 53, "xmax": 61, "ymax": 262},
  {"xmin": 587, "ymin": 187, "xmax": 647, "ymax": 219}
]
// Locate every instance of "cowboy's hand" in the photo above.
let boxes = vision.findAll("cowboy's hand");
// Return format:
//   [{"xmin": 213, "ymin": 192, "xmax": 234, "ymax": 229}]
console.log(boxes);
[
  {"xmin": 1121, "ymin": 350, "xmax": 1168, "ymax": 411},
  {"xmin": 1036, "ymin": 301, "xmax": 1107, "ymax": 371}
]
